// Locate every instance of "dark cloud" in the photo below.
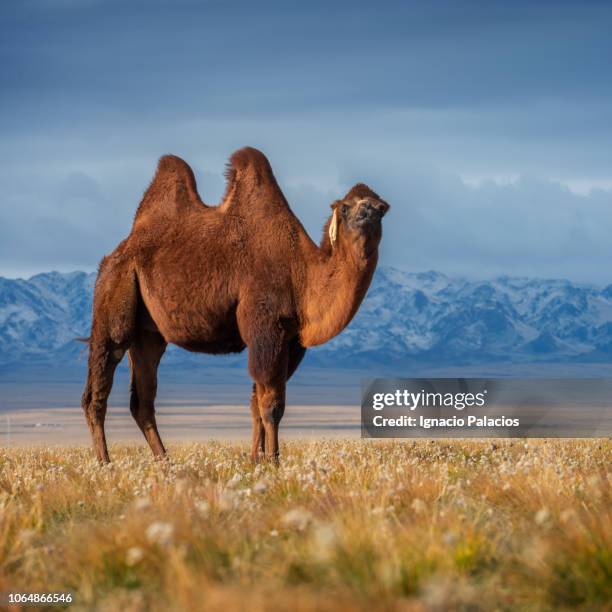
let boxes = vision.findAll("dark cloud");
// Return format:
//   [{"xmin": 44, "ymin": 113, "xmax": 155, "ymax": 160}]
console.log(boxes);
[
  {"xmin": 4, "ymin": 159, "xmax": 609, "ymax": 284},
  {"xmin": 0, "ymin": 0, "xmax": 611, "ymax": 280},
  {"xmin": 341, "ymin": 167, "xmax": 612, "ymax": 283}
]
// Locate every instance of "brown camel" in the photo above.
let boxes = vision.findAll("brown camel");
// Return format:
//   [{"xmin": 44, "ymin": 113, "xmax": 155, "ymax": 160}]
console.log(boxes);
[{"xmin": 81, "ymin": 147, "xmax": 389, "ymax": 463}]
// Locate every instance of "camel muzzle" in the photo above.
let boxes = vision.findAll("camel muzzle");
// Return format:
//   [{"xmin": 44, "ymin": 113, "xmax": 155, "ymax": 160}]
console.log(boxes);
[{"xmin": 355, "ymin": 202, "xmax": 384, "ymax": 226}]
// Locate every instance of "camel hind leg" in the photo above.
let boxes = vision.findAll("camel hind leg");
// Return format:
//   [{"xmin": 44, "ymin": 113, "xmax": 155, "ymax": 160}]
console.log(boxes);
[
  {"xmin": 82, "ymin": 341, "xmax": 126, "ymax": 463},
  {"xmin": 82, "ymin": 256, "xmax": 138, "ymax": 463},
  {"xmin": 129, "ymin": 329, "xmax": 167, "ymax": 458}
]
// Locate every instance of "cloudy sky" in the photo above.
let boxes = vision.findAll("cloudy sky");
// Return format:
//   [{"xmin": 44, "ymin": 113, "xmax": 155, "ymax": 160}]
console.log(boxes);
[{"xmin": 1, "ymin": 0, "xmax": 611, "ymax": 282}]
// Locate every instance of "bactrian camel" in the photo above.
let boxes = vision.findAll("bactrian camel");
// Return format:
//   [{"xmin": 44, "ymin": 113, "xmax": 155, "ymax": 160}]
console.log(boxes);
[{"xmin": 82, "ymin": 147, "xmax": 389, "ymax": 463}]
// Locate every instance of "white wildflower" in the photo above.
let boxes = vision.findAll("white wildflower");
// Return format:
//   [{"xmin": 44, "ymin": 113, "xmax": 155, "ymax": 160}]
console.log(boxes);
[
  {"xmin": 226, "ymin": 474, "xmax": 242, "ymax": 489},
  {"xmin": 535, "ymin": 508, "xmax": 550, "ymax": 526},
  {"xmin": 442, "ymin": 530, "xmax": 459, "ymax": 546},
  {"xmin": 145, "ymin": 521, "xmax": 175, "ymax": 547},
  {"xmin": 253, "ymin": 479, "xmax": 268, "ymax": 494},
  {"xmin": 559, "ymin": 508, "xmax": 576, "ymax": 524},
  {"xmin": 133, "ymin": 497, "xmax": 152, "ymax": 512},
  {"xmin": 18, "ymin": 528, "xmax": 36, "ymax": 546},
  {"xmin": 281, "ymin": 508, "xmax": 313, "ymax": 531},
  {"xmin": 174, "ymin": 478, "xmax": 188, "ymax": 495},
  {"xmin": 311, "ymin": 523, "xmax": 338, "ymax": 561},
  {"xmin": 194, "ymin": 499, "xmax": 210, "ymax": 517},
  {"xmin": 125, "ymin": 547, "xmax": 144, "ymax": 566},
  {"xmin": 218, "ymin": 490, "xmax": 237, "ymax": 512}
]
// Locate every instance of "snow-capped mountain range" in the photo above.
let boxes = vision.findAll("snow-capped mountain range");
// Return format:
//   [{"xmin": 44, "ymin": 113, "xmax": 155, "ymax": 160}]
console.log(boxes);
[{"xmin": 1, "ymin": 267, "xmax": 612, "ymax": 369}]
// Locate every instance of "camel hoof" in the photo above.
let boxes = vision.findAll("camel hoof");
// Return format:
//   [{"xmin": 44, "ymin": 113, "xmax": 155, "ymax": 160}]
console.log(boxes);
[
  {"xmin": 251, "ymin": 451, "xmax": 265, "ymax": 465},
  {"xmin": 267, "ymin": 454, "xmax": 280, "ymax": 467}
]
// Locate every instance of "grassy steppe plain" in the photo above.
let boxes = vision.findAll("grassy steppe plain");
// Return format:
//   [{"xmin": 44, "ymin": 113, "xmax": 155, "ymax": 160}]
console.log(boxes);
[{"xmin": 0, "ymin": 439, "xmax": 610, "ymax": 611}]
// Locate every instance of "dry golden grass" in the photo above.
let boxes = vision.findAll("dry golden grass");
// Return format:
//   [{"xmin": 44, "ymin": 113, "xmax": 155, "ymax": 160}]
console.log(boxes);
[{"xmin": 0, "ymin": 439, "xmax": 610, "ymax": 611}]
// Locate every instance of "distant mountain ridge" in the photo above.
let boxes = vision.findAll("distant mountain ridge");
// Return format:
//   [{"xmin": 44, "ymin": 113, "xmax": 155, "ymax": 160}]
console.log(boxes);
[
  {"xmin": 0, "ymin": 271, "xmax": 95, "ymax": 365},
  {"xmin": 1, "ymin": 267, "xmax": 612, "ymax": 368}
]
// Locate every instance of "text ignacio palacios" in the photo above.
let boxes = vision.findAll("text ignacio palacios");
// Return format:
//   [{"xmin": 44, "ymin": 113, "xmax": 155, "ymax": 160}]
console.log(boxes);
[{"xmin": 371, "ymin": 389, "xmax": 520, "ymax": 429}]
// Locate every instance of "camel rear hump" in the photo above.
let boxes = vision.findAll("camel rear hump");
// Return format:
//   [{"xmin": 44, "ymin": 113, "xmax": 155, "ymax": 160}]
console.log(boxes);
[{"xmin": 134, "ymin": 155, "xmax": 206, "ymax": 223}]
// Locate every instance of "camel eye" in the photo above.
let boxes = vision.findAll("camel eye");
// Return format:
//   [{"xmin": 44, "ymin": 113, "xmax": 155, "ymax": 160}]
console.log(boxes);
[{"xmin": 341, "ymin": 204, "xmax": 349, "ymax": 216}]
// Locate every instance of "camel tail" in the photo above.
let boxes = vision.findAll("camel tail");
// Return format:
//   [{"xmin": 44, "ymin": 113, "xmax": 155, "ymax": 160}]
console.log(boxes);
[{"xmin": 75, "ymin": 336, "xmax": 91, "ymax": 344}]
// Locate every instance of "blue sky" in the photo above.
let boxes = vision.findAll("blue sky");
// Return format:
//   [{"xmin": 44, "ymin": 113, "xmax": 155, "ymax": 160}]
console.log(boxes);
[{"xmin": 1, "ymin": 0, "xmax": 611, "ymax": 281}]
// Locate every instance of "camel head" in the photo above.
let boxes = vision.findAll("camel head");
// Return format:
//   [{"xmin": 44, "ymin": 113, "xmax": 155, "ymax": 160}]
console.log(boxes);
[{"xmin": 328, "ymin": 183, "xmax": 389, "ymax": 259}]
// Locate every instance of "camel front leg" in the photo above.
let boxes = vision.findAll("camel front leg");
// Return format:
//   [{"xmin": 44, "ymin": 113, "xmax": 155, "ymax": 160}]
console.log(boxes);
[
  {"xmin": 250, "ymin": 340, "xmax": 305, "ymax": 463},
  {"xmin": 238, "ymin": 301, "xmax": 291, "ymax": 464},
  {"xmin": 250, "ymin": 383, "xmax": 266, "ymax": 463},
  {"xmin": 257, "ymin": 379, "xmax": 286, "ymax": 464}
]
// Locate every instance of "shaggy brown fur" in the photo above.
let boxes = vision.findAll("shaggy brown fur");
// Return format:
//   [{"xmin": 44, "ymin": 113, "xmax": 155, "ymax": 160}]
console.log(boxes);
[{"xmin": 82, "ymin": 147, "xmax": 389, "ymax": 463}]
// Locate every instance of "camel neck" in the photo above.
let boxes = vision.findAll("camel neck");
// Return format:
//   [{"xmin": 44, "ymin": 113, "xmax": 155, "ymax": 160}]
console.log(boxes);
[{"xmin": 298, "ymin": 238, "xmax": 377, "ymax": 347}]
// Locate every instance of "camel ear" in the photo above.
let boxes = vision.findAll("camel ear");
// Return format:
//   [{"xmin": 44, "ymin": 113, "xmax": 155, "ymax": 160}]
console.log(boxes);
[{"xmin": 329, "ymin": 209, "xmax": 338, "ymax": 247}]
